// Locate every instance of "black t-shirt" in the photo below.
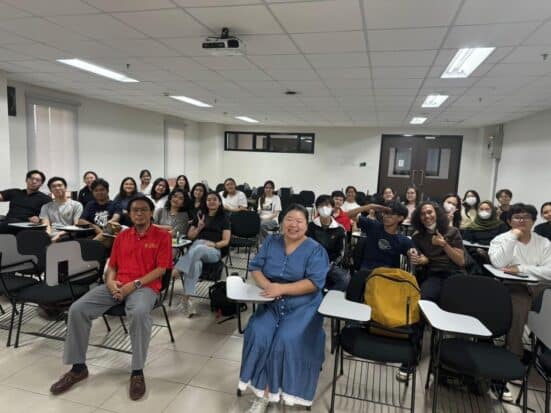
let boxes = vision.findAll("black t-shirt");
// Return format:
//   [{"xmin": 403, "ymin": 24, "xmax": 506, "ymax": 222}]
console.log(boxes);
[
  {"xmin": 81, "ymin": 200, "xmax": 118, "ymax": 229},
  {"xmin": 194, "ymin": 212, "xmax": 231, "ymax": 243},
  {"xmin": 77, "ymin": 186, "xmax": 94, "ymax": 207},
  {"xmin": 1, "ymin": 188, "xmax": 52, "ymax": 221},
  {"xmin": 534, "ymin": 222, "xmax": 551, "ymax": 242},
  {"xmin": 306, "ymin": 221, "xmax": 345, "ymax": 262}
]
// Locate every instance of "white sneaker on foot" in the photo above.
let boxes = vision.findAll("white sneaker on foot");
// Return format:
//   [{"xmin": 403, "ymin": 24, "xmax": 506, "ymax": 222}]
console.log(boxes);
[
  {"xmin": 185, "ymin": 299, "xmax": 197, "ymax": 318},
  {"xmin": 246, "ymin": 397, "xmax": 269, "ymax": 413},
  {"xmin": 502, "ymin": 386, "xmax": 513, "ymax": 402}
]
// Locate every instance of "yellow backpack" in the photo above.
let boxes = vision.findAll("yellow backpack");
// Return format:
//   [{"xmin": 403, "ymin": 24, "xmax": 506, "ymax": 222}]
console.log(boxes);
[{"xmin": 363, "ymin": 267, "xmax": 421, "ymax": 329}]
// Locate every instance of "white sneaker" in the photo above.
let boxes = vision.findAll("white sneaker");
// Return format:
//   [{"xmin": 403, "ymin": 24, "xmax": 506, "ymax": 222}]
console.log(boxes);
[
  {"xmin": 396, "ymin": 367, "xmax": 412, "ymax": 382},
  {"xmin": 185, "ymin": 300, "xmax": 197, "ymax": 318},
  {"xmin": 502, "ymin": 386, "xmax": 513, "ymax": 402},
  {"xmin": 246, "ymin": 397, "xmax": 269, "ymax": 413}
]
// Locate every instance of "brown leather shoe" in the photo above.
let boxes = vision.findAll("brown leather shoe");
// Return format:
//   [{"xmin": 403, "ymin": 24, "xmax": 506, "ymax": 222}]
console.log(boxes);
[
  {"xmin": 50, "ymin": 369, "xmax": 89, "ymax": 395},
  {"xmin": 129, "ymin": 375, "xmax": 146, "ymax": 400}
]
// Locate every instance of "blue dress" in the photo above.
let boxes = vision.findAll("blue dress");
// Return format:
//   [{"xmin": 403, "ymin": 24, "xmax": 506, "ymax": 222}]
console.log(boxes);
[{"xmin": 238, "ymin": 235, "xmax": 330, "ymax": 406}]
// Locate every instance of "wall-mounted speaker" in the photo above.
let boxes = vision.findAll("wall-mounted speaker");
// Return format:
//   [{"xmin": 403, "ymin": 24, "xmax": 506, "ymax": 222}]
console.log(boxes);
[{"xmin": 7, "ymin": 86, "xmax": 16, "ymax": 117}]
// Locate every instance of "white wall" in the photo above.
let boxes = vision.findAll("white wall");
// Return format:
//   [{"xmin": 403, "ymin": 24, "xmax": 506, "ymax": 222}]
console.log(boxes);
[
  {"xmin": 7, "ymin": 82, "xmax": 198, "ymax": 192},
  {"xmin": 0, "ymin": 71, "xmax": 11, "ymax": 215},
  {"xmin": 198, "ymin": 124, "xmax": 493, "ymax": 199},
  {"xmin": 497, "ymin": 109, "xmax": 551, "ymax": 221}
]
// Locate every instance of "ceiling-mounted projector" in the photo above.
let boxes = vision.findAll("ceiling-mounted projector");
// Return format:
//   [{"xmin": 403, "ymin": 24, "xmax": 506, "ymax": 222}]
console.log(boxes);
[{"xmin": 202, "ymin": 27, "xmax": 244, "ymax": 56}]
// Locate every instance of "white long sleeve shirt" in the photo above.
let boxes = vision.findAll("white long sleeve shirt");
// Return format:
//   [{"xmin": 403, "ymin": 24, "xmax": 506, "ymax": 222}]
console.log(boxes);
[{"xmin": 489, "ymin": 231, "xmax": 551, "ymax": 280}]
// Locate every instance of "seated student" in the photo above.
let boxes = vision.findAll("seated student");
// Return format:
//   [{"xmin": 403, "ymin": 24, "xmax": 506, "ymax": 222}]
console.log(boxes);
[
  {"xmin": 534, "ymin": 202, "xmax": 551, "ymax": 241},
  {"xmin": 173, "ymin": 174, "xmax": 192, "ymax": 210},
  {"xmin": 407, "ymin": 201, "xmax": 465, "ymax": 302},
  {"xmin": 40, "ymin": 177, "xmax": 83, "ymax": 242},
  {"xmin": 49, "ymin": 196, "xmax": 171, "ymax": 401},
  {"xmin": 342, "ymin": 185, "xmax": 360, "ymax": 212},
  {"xmin": 153, "ymin": 188, "xmax": 189, "ymax": 237},
  {"xmin": 366, "ymin": 186, "xmax": 396, "ymax": 220},
  {"xmin": 442, "ymin": 193, "xmax": 462, "ymax": 228},
  {"xmin": 489, "ymin": 203, "xmax": 551, "ymax": 357},
  {"xmin": 0, "ymin": 169, "xmax": 52, "ymax": 234},
  {"xmin": 347, "ymin": 201, "xmax": 413, "ymax": 272},
  {"xmin": 257, "ymin": 180, "xmax": 282, "ymax": 243},
  {"xmin": 462, "ymin": 201, "xmax": 508, "ymax": 245},
  {"xmin": 219, "ymin": 177, "xmax": 247, "ymax": 213},
  {"xmin": 306, "ymin": 195, "xmax": 348, "ymax": 291},
  {"xmin": 188, "ymin": 182, "xmax": 207, "ymax": 221},
  {"xmin": 331, "ymin": 190, "xmax": 352, "ymax": 232},
  {"xmin": 239, "ymin": 205, "xmax": 329, "ymax": 412},
  {"xmin": 113, "ymin": 177, "xmax": 141, "ymax": 215},
  {"xmin": 148, "ymin": 178, "xmax": 170, "ymax": 211},
  {"xmin": 402, "ymin": 186, "xmax": 419, "ymax": 225},
  {"xmin": 77, "ymin": 171, "xmax": 97, "ymax": 207},
  {"xmin": 79, "ymin": 179, "xmax": 121, "ymax": 243},
  {"xmin": 496, "ymin": 188, "xmax": 513, "ymax": 225},
  {"xmin": 460, "ymin": 190, "xmax": 480, "ymax": 229},
  {"xmin": 138, "ymin": 169, "xmax": 152, "ymax": 196},
  {"xmin": 172, "ymin": 191, "xmax": 231, "ymax": 317}
]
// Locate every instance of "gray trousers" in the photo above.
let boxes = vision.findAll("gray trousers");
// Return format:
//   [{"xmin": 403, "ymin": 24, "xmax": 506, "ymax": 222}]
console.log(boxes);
[
  {"xmin": 259, "ymin": 219, "xmax": 279, "ymax": 244},
  {"xmin": 63, "ymin": 284, "xmax": 158, "ymax": 370},
  {"xmin": 174, "ymin": 240, "xmax": 221, "ymax": 295}
]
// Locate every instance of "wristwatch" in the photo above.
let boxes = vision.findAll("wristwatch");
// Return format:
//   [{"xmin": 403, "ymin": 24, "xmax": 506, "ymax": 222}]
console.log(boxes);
[{"xmin": 133, "ymin": 279, "xmax": 143, "ymax": 289}]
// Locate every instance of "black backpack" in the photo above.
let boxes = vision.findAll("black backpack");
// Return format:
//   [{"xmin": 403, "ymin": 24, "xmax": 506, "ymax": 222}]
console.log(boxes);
[{"xmin": 208, "ymin": 281, "xmax": 247, "ymax": 317}]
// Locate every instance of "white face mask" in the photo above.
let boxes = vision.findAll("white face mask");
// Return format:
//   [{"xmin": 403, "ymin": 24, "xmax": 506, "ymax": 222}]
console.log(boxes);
[
  {"xmin": 443, "ymin": 202, "xmax": 456, "ymax": 214},
  {"xmin": 318, "ymin": 206, "xmax": 333, "ymax": 218},
  {"xmin": 425, "ymin": 222, "xmax": 437, "ymax": 231},
  {"xmin": 465, "ymin": 196, "xmax": 477, "ymax": 206},
  {"xmin": 478, "ymin": 211, "xmax": 491, "ymax": 220}
]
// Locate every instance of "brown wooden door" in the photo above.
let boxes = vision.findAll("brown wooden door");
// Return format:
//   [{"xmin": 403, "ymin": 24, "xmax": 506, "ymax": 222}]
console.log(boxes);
[{"xmin": 378, "ymin": 134, "xmax": 462, "ymax": 201}]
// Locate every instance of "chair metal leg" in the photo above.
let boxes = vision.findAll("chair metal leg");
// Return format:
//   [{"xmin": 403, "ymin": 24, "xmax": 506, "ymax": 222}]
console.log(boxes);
[
  {"xmin": 340, "ymin": 341, "xmax": 344, "ymax": 376},
  {"xmin": 168, "ymin": 277, "xmax": 176, "ymax": 307},
  {"xmin": 14, "ymin": 302, "xmax": 25, "ymax": 348},
  {"xmin": 6, "ymin": 302, "xmax": 16, "ymax": 347},
  {"xmin": 102, "ymin": 315, "xmax": 111, "ymax": 332},
  {"xmin": 432, "ymin": 332, "xmax": 441, "ymax": 413},
  {"xmin": 522, "ymin": 373, "xmax": 528, "ymax": 413},
  {"xmin": 237, "ymin": 303, "xmax": 244, "ymax": 334},
  {"xmin": 545, "ymin": 380, "xmax": 550, "ymax": 413},
  {"xmin": 411, "ymin": 368, "xmax": 417, "ymax": 413},
  {"xmin": 119, "ymin": 316, "xmax": 128, "ymax": 334},
  {"xmin": 0, "ymin": 303, "xmax": 5, "ymax": 315},
  {"xmin": 161, "ymin": 304, "xmax": 175, "ymax": 342},
  {"xmin": 330, "ymin": 343, "xmax": 340, "ymax": 413}
]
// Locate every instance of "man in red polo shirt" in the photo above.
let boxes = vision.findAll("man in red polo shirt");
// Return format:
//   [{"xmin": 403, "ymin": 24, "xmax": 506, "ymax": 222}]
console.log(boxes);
[
  {"xmin": 331, "ymin": 190, "xmax": 352, "ymax": 232},
  {"xmin": 50, "ymin": 196, "xmax": 171, "ymax": 401}
]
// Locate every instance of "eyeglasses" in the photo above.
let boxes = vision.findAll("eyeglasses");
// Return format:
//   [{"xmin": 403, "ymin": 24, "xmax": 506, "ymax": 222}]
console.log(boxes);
[
  {"xmin": 511, "ymin": 215, "xmax": 533, "ymax": 222},
  {"xmin": 130, "ymin": 207, "xmax": 150, "ymax": 214}
]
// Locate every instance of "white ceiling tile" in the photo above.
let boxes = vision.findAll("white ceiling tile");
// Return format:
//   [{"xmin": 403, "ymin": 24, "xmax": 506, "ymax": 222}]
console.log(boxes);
[
  {"xmin": 10, "ymin": 59, "xmax": 73, "ymax": 73},
  {"xmin": 368, "ymin": 27, "xmax": 447, "ymax": 51},
  {"xmin": 264, "ymin": 68, "xmax": 319, "ymax": 81},
  {"xmin": 486, "ymin": 62, "xmax": 551, "ymax": 77},
  {"xmin": 373, "ymin": 78, "xmax": 423, "ymax": 89},
  {"xmin": 317, "ymin": 67, "xmax": 371, "ymax": 80},
  {"xmin": 141, "ymin": 56, "xmax": 206, "ymax": 72},
  {"xmin": 105, "ymin": 39, "xmax": 181, "ymax": 57},
  {"xmin": 0, "ymin": 3, "xmax": 31, "ymax": 19},
  {"xmin": 374, "ymin": 89, "xmax": 418, "ymax": 97},
  {"xmin": 0, "ymin": 47, "xmax": 31, "ymax": 61},
  {"xmin": 221, "ymin": 70, "xmax": 272, "ymax": 81},
  {"xmin": 186, "ymin": 5, "xmax": 283, "ymax": 35},
  {"xmin": 0, "ymin": 29, "xmax": 30, "ymax": 44},
  {"xmin": 456, "ymin": 0, "xmax": 551, "ymax": 25},
  {"xmin": 86, "ymin": 0, "xmax": 177, "ymax": 12},
  {"xmin": 503, "ymin": 46, "xmax": 551, "ymax": 63},
  {"xmin": 248, "ymin": 54, "xmax": 309, "ymax": 69},
  {"xmin": 48, "ymin": 14, "xmax": 145, "ymax": 40},
  {"xmin": 194, "ymin": 56, "xmax": 256, "ymax": 70},
  {"xmin": 370, "ymin": 50, "xmax": 438, "ymax": 66},
  {"xmin": 0, "ymin": 18, "xmax": 88, "ymax": 43},
  {"xmin": 175, "ymin": 0, "xmax": 261, "ymax": 6},
  {"xmin": 159, "ymin": 37, "xmax": 215, "ymax": 57},
  {"xmin": 331, "ymin": 88, "xmax": 374, "ymax": 97},
  {"xmin": 444, "ymin": 23, "xmax": 536, "ymax": 48},
  {"xmin": 292, "ymin": 31, "xmax": 365, "ymax": 53},
  {"xmin": 2, "ymin": 42, "xmax": 65, "ymax": 60},
  {"xmin": 524, "ymin": 21, "xmax": 551, "ymax": 46},
  {"xmin": 364, "ymin": 0, "xmax": 461, "ymax": 29},
  {"xmin": 115, "ymin": 9, "xmax": 211, "ymax": 38},
  {"xmin": 372, "ymin": 66, "xmax": 428, "ymax": 79},
  {"xmin": 240, "ymin": 34, "xmax": 299, "ymax": 55},
  {"xmin": 424, "ymin": 77, "xmax": 478, "ymax": 88},
  {"xmin": 270, "ymin": 0, "xmax": 362, "ymax": 33},
  {"xmin": 2, "ymin": 0, "xmax": 98, "ymax": 16},
  {"xmin": 306, "ymin": 53, "xmax": 370, "ymax": 68}
]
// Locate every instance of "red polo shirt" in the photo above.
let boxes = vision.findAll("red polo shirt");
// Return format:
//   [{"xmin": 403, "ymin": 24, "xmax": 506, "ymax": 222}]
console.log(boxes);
[
  {"xmin": 108, "ymin": 225, "xmax": 172, "ymax": 293},
  {"xmin": 334, "ymin": 208, "xmax": 352, "ymax": 232}
]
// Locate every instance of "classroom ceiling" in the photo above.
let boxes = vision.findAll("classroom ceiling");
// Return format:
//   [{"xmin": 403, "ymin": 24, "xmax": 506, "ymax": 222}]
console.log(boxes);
[{"xmin": 1, "ymin": 0, "xmax": 551, "ymax": 128}]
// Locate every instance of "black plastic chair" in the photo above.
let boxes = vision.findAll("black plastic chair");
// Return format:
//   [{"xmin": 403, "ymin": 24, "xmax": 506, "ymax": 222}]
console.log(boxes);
[
  {"xmin": 16, "ymin": 229, "xmax": 51, "ymax": 277},
  {"xmin": 356, "ymin": 191, "xmax": 367, "ymax": 205},
  {"xmin": 215, "ymin": 183, "xmax": 225, "ymax": 193},
  {"xmin": 227, "ymin": 211, "xmax": 260, "ymax": 272},
  {"xmin": 103, "ymin": 269, "xmax": 175, "ymax": 345},
  {"xmin": 424, "ymin": 275, "xmax": 528, "ymax": 413},
  {"xmin": 299, "ymin": 190, "xmax": 315, "ymax": 207}
]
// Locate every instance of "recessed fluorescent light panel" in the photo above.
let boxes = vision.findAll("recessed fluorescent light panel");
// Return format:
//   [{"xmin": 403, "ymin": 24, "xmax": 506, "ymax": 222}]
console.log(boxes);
[
  {"xmin": 170, "ymin": 95, "xmax": 212, "ymax": 108},
  {"xmin": 441, "ymin": 47, "xmax": 495, "ymax": 79},
  {"xmin": 57, "ymin": 58, "xmax": 138, "ymax": 83},
  {"xmin": 422, "ymin": 94, "xmax": 449, "ymax": 108},
  {"xmin": 235, "ymin": 116, "xmax": 259, "ymax": 123},
  {"xmin": 410, "ymin": 117, "xmax": 427, "ymax": 125}
]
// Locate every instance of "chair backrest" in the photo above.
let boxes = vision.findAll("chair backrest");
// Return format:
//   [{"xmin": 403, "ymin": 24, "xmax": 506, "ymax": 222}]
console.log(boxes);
[
  {"xmin": 160, "ymin": 269, "xmax": 172, "ymax": 293},
  {"xmin": 299, "ymin": 190, "xmax": 315, "ymax": 206},
  {"xmin": 16, "ymin": 230, "xmax": 51, "ymax": 272},
  {"xmin": 356, "ymin": 191, "xmax": 367, "ymax": 205},
  {"xmin": 439, "ymin": 275, "xmax": 512, "ymax": 338},
  {"xmin": 528, "ymin": 288, "xmax": 551, "ymax": 349},
  {"xmin": 44, "ymin": 241, "xmax": 100, "ymax": 287},
  {"xmin": 289, "ymin": 193, "xmax": 305, "ymax": 206},
  {"xmin": 215, "ymin": 183, "xmax": 224, "ymax": 193},
  {"xmin": 230, "ymin": 210, "xmax": 261, "ymax": 238},
  {"xmin": 77, "ymin": 239, "xmax": 106, "ymax": 273},
  {"xmin": 0, "ymin": 233, "xmax": 37, "ymax": 272}
]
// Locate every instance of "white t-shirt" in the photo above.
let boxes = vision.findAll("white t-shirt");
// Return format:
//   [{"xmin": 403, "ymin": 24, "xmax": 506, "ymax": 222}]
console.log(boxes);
[
  {"xmin": 220, "ymin": 190, "xmax": 247, "ymax": 210},
  {"xmin": 258, "ymin": 195, "xmax": 282, "ymax": 222},
  {"xmin": 342, "ymin": 201, "xmax": 360, "ymax": 212},
  {"xmin": 148, "ymin": 195, "xmax": 168, "ymax": 211}
]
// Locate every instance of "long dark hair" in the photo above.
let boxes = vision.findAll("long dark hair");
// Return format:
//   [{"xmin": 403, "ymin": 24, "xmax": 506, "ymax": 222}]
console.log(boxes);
[
  {"xmin": 151, "ymin": 177, "xmax": 170, "ymax": 201},
  {"xmin": 259, "ymin": 180, "xmax": 275, "ymax": 210},
  {"xmin": 118, "ymin": 177, "xmax": 138, "ymax": 199},
  {"xmin": 191, "ymin": 182, "xmax": 207, "ymax": 208},
  {"xmin": 443, "ymin": 193, "xmax": 462, "ymax": 228},
  {"xmin": 222, "ymin": 177, "xmax": 237, "ymax": 198},
  {"xmin": 462, "ymin": 189, "xmax": 481, "ymax": 214},
  {"xmin": 139, "ymin": 169, "xmax": 151, "ymax": 180},
  {"xmin": 411, "ymin": 201, "xmax": 449, "ymax": 235},
  {"xmin": 403, "ymin": 186, "xmax": 419, "ymax": 206},
  {"xmin": 175, "ymin": 174, "xmax": 190, "ymax": 193},
  {"xmin": 206, "ymin": 191, "xmax": 225, "ymax": 218},
  {"xmin": 165, "ymin": 188, "xmax": 187, "ymax": 213}
]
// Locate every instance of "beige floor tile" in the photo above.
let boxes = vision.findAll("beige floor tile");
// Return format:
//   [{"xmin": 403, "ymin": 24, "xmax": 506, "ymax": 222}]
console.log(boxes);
[
  {"xmin": 213, "ymin": 334, "xmax": 243, "ymax": 362},
  {"xmin": 157, "ymin": 327, "xmax": 230, "ymax": 357},
  {"xmin": 164, "ymin": 385, "xmax": 236, "ymax": 413},
  {"xmin": 0, "ymin": 385, "xmax": 96, "ymax": 413},
  {"xmin": 0, "ymin": 345, "xmax": 48, "ymax": 381},
  {"xmin": 144, "ymin": 349, "xmax": 209, "ymax": 384},
  {"xmin": 99, "ymin": 376, "xmax": 184, "ymax": 413},
  {"xmin": 189, "ymin": 357, "xmax": 241, "ymax": 394}
]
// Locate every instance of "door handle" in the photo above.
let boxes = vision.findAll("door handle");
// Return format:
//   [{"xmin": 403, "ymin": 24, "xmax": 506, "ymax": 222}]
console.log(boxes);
[
  {"xmin": 411, "ymin": 170, "xmax": 419, "ymax": 188},
  {"xmin": 418, "ymin": 170, "xmax": 425, "ymax": 186}
]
